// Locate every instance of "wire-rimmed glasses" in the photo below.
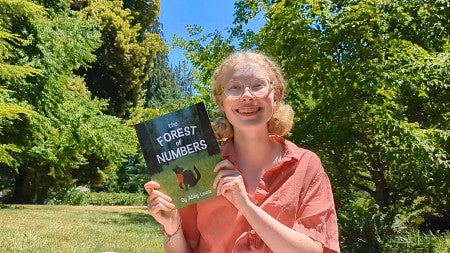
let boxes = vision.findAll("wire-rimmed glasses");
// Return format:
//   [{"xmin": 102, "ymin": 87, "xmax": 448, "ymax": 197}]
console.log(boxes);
[{"xmin": 223, "ymin": 78, "xmax": 273, "ymax": 98}]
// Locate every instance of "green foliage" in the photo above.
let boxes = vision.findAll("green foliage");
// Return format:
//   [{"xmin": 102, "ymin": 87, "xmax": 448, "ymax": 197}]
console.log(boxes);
[
  {"xmin": 45, "ymin": 185, "xmax": 91, "ymax": 205},
  {"xmin": 173, "ymin": 25, "xmax": 237, "ymax": 107},
  {"xmin": 123, "ymin": 0, "xmax": 160, "ymax": 34},
  {"xmin": 143, "ymin": 51, "xmax": 195, "ymax": 112},
  {"xmin": 77, "ymin": 0, "xmax": 164, "ymax": 118},
  {"xmin": 383, "ymin": 231, "xmax": 449, "ymax": 253},
  {"xmin": 103, "ymin": 154, "xmax": 150, "ymax": 193},
  {"xmin": 0, "ymin": 0, "xmax": 138, "ymax": 203},
  {"xmin": 84, "ymin": 192, "xmax": 146, "ymax": 206},
  {"xmin": 0, "ymin": 0, "xmax": 43, "ymax": 169},
  {"xmin": 45, "ymin": 186, "xmax": 146, "ymax": 206}
]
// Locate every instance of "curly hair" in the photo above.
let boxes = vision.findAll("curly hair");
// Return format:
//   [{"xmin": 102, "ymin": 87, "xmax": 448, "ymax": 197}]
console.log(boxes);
[{"xmin": 212, "ymin": 51, "xmax": 294, "ymax": 140}]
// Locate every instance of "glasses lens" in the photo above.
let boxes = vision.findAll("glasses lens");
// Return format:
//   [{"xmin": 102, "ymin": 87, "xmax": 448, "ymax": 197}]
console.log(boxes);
[{"xmin": 224, "ymin": 79, "xmax": 270, "ymax": 98}]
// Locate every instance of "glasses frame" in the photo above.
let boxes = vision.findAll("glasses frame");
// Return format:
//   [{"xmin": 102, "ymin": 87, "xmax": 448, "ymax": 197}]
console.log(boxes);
[{"xmin": 223, "ymin": 78, "xmax": 274, "ymax": 99}]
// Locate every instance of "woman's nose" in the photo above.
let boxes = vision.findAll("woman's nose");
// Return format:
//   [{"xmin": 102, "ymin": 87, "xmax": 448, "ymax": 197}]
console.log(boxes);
[{"xmin": 240, "ymin": 87, "xmax": 255, "ymax": 100}]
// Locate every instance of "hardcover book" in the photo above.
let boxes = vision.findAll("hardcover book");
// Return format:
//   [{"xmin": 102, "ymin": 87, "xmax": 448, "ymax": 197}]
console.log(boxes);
[{"xmin": 134, "ymin": 102, "xmax": 222, "ymax": 208}]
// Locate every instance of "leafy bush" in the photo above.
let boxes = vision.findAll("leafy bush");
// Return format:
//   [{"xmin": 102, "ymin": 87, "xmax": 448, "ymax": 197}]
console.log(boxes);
[
  {"xmin": 433, "ymin": 232, "xmax": 450, "ymax": 253},
  {"xmin": 102, "ymin": 156, "xmax": 150, "ymax": 193},
  {"xmin": 383, "ymin": 231, "xmax": 450, "ymax": 253},
  {"xmin": 45, "ymin": 186, "xmax": 146, "ymax": 206},
  {"xmin": 85, "ymin": 192, "xmax": 146, "ymax": 206},
  {"xmin": 0, "ymin": 189, "xmax": 12, "ymax": 203},
  {"xmin": 45, "ymin": 186, "xmax": 91, "ymax": 205},
  {"xmin": 338, "ymin": 195, "xmax": 389, "ymax": 252}
]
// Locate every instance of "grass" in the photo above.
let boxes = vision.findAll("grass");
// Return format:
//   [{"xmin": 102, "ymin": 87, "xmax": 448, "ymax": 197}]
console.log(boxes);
[
  {"xmin": 2, "ymin": 204, "xmax": 449, "ymax": 253},
  {"xmin": 0, "ymin": 205, "xmax": 163, "ymax": 253}
]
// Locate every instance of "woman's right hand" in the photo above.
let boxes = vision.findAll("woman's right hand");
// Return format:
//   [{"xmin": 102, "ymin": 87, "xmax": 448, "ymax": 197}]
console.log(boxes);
[{"xmin": 144, "ymin": 181, "xmax": 180, "ymax": 234}]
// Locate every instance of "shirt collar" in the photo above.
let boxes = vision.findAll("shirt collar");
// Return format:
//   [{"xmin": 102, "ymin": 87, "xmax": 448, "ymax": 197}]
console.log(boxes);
[{"xmin": 221, "ymin": 135, "xmax": 298, "ymax": 167}]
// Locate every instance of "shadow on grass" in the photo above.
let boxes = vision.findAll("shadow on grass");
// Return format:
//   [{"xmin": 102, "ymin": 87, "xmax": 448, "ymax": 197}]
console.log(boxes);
[
  {"xmin": 120, "ymin": 211, "xmax": 155, "ymax": 225},
  {"xmin": 92, "ymin": 208, "xmax": 160, "ymax": 228},
  {"xmin": 0, "ymin": 204, "xmax": 25, "ymax": 209}
]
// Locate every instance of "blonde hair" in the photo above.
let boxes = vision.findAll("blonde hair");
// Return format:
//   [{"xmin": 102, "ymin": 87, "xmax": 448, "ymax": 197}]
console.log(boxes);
[{"xmin": 212, "ymin": 51, "xmax": 294, "ymax": 140}]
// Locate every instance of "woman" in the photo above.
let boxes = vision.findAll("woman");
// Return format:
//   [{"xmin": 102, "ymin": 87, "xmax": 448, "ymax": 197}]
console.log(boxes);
[{"xmin": 145, "ymin": 51, "xmax": 340, "ymax": 253}]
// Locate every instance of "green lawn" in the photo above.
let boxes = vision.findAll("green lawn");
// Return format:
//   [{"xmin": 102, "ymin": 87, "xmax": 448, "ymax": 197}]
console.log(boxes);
[
  {"xmin": 2, "ymin": 204, "xmax": 449, "ymax": 253},
  {"xmin": 0, "ymin": 205, "xmax": 163, "ymax": 253}
]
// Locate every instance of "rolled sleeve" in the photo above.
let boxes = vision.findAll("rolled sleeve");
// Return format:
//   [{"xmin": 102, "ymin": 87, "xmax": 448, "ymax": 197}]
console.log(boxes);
[{"xmin": 293, "ymin": 155, "xmax": 340, "ymax": 253}]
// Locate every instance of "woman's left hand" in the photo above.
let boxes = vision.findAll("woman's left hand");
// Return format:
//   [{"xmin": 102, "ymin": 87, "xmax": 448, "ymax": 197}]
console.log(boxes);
[{"xmin": 213, "ymin": 160, "xmax": 250, "ymax": 208}]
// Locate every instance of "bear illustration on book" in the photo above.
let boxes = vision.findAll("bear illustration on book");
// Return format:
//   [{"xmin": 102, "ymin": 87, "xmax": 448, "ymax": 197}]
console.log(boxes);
[{"xmin": 172, "ymin": 165, "xmax": 202, "ymax": 191}]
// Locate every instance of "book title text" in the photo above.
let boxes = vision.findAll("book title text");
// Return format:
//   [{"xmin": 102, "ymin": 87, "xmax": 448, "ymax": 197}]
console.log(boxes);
[{"xmin": 155, "ymin": 121, "xmax": 207, "ymax": 164}]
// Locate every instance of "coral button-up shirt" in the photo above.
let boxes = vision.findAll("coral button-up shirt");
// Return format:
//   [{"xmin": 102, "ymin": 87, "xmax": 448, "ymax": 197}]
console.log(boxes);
[{"xmin": 179, "ymin": 136, "xmax": 340, "ymax": 253}]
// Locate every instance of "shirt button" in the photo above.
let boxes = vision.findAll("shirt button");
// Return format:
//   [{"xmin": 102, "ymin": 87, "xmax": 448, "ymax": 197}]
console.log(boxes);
[{"xmin": 250, "ymin": 229, "xmax": 256, "ymax": 235}]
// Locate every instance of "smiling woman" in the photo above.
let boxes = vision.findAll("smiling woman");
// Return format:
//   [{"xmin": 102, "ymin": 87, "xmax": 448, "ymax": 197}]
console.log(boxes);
[{"xmin": 144, "ymin": 51, "xmax": 340, "ymax": 253}]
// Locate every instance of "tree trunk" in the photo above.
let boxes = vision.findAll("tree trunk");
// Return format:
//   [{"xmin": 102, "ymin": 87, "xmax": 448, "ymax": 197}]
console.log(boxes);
[
  {"xmin": 13, "ymin": 168, "xmax": 27, "ymax": 203},
  {"xmin": 371, "ymin": 169, "xmax": 389, "ymax": 209}
]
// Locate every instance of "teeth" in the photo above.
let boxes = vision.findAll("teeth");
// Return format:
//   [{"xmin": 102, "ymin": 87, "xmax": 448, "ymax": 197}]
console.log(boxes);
[{"xmin": 238, "ymin": 107, "xmax": 259, "ymax": 114}]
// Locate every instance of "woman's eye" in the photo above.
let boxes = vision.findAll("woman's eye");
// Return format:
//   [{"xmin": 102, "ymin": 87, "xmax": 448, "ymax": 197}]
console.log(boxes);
[
  {"xmin": 252, "ymin": 83, "xmax": 265, "ymax": 90},
  {"xmin": 227, "ymin": 83, "xmax": 242, "ymax": 90}
]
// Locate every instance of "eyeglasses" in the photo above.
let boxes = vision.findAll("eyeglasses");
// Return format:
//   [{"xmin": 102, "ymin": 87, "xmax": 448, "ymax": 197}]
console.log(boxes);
[{"xmin": 223, "ymin": 78, "xmax": 273, "ymax": 98}]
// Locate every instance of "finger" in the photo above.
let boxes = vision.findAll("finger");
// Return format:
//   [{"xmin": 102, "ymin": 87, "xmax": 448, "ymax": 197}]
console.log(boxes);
[
  {"xmin": 147, "ymin": 189, "xmax": 173, "ymax": 203},
  {"xmin": 144, "ymin": 181, "xmax": 160, "ymax": 195},
  {"xmin": 216, "ymin": 178, "xmax": 234, "ymax": 196},
  {"xmin": 213, "ymin": 171, "xmax": 227, "ymax": 190},
  {"xmin": 214, "ymin": 174, "xmax": 234, "ymax": 194},
  {"xmin": 147, "ymin": 196, "xmax": 176, "ymax": 214},
  {"xmin": 213, "ymin": 159, "xmax": 234, "ymax": 173},
  {"xmin": 214, "ymin": 177, "xmax": 224, "ymax": 195},
  {"xmin": 213, "ymin": 169, "xmax": 240, "ymax": 190},
  {"xmin": 148, "ymin": 202, "xmax": 175, "ymax": 216}
]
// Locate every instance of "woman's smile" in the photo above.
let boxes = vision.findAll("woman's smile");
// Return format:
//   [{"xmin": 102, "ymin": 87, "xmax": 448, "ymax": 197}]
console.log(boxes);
[{"xmin": 236, "ymin": 106, "xmax": 261, "ymax": 115}]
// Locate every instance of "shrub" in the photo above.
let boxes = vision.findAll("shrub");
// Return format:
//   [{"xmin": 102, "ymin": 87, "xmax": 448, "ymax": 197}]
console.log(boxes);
[
  {"xmin": 383, "ymin": 231, "xmax": 449, "ymax": 253},
  {"xmin": 45, "ymin": 186, "xmax": 146, "ymax": 206},
  {"xmin": 45, "ymin": 186, "xmax": 91, "ymax": 205},
  {"xmin": 85, "ymin": 192, "xmax": 146, "ymax": 206}
]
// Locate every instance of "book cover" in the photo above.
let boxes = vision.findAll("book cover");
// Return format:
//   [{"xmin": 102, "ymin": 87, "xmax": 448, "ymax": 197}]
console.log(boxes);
[{"xmin": 134, "ymin": 102, "xmax": 222, "ymax": 208}]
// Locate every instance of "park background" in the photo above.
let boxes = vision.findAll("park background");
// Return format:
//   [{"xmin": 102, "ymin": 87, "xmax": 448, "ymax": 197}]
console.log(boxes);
[{"xmin": 1, "ymin": 0, "xmax": 449, "ymax": 252}]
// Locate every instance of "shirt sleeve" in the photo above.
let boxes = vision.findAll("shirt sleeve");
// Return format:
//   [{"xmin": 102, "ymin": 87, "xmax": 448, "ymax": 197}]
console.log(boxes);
[{"xmin": 293, "ymin": 153, "xmax": 340, "ymax": 253}]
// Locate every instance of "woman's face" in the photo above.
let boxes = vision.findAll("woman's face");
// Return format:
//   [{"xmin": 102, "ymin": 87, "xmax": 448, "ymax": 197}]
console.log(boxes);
[{"xmin": 217, "ymin": 62, "xmax": 279, "ymax": 133}]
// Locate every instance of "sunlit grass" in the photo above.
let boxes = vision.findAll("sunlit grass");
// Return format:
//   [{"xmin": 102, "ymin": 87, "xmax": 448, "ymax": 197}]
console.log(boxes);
[
  {"xmin": 0, "ymin": 205, "xmax": 163, "ymax": 253},
  {"xmin": 1, "ymin": 204, "xmax": 449, "ymax": 252}
]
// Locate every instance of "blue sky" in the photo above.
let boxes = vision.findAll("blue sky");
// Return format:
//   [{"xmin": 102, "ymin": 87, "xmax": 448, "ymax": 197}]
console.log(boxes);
[{"xmin": 159, "ymin": 1, "xmax": 263, "ymax": 65}]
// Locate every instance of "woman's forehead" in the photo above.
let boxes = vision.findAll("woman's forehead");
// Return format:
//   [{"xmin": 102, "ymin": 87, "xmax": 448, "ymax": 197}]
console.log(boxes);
[{"xmin": 226, "ymin": 62, "xmax": 270, "ymax": 79}]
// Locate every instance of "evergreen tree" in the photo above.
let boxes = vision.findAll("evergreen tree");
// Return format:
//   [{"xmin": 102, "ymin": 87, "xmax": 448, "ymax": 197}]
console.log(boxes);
[
  {"xmin": 0, "ymin": 0, "xmax": 135, "ymax": 203},
  {"xmin": 75, "ymin": 0, "xmax": 164, "ymax": 119}
]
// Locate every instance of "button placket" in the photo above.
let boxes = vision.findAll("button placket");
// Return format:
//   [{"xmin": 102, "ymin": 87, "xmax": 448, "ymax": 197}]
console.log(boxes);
[{"xmin": 249, "ymin": 228, "xmax": 257, "ymax": 250}]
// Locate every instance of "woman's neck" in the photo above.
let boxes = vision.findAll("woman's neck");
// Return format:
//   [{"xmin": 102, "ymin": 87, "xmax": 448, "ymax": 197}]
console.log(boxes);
[{"xmin": 233, "ymin": 130, "xmax": 281, "ymax": 172}]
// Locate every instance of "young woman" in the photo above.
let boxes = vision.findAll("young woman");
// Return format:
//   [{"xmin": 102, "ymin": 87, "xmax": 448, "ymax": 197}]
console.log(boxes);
[{"xmin": 145, "ymin": 51, "xmax": 340, "ymax": 253}]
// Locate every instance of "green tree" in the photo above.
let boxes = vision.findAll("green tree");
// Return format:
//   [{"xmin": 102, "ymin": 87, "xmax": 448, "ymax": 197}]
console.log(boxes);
[
  {"xmin": 76, "ymin": 0, "xmax": 164, "ymax": 119},
  {"xmin": 144, "ymin": 51, "xmax": 196, "ymax": 111},
  {"xmin": 0, "ymin": 0, "xmax": 43, "ymax": 184},
  {"xmin": 123, "ymin": 0, "xmax": 160, "ymax": 35},
  {"xmin": 0, "ymin": 0, "xmax": 135, "ymax": 203},
  {"xmin": 173, "ymin": 25, "xmax": 237, "ymax": 105}
]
